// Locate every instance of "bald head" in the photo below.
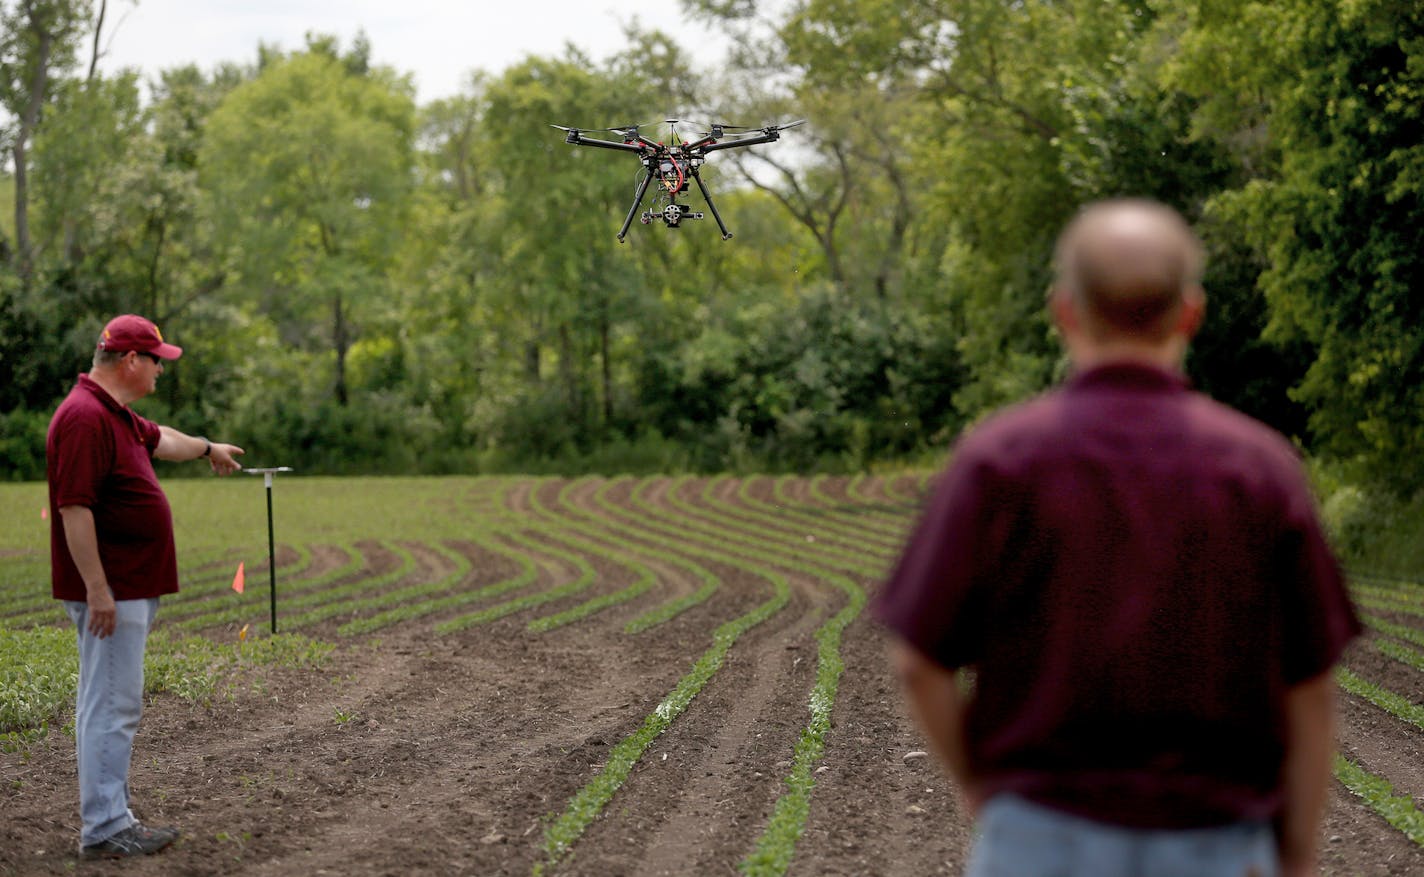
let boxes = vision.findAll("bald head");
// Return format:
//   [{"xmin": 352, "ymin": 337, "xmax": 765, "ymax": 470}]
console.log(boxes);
[{"xmin": 1053, "ymin": 199, "xmax": 1205, "ymax": 342}]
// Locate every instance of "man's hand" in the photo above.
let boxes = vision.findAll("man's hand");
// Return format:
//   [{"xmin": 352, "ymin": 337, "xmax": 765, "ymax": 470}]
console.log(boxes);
[
  {"xmin": 892, "ymin": 641, "xmax": 980, "ymax": 815},
  {"xmin": 85, "ymin": 584, "xmax": 117, "ymax": 638},
  {"xmin": 59, "ymin": 505, "xmax": 115, "ymax": 638},
  {"xmin": 208, "ymin": 442, "xmax": 245, "ymax": 476}
]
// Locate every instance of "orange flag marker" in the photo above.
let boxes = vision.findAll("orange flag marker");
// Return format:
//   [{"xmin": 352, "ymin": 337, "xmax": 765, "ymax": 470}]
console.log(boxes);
[{"xmin": 232, "ymin": 561, "xmax": 246, "ymax": 594}]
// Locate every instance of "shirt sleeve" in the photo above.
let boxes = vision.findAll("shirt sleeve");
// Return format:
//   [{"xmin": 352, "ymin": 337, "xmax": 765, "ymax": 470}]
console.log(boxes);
[
  {"xmin": 1276, "ymin": 474, "xmax": 1362, "ymax": 685},
  {"xmin": 873, "ymin": 444, "xmax": 1016, "ymax": 670},
  {"xmin": 132, "ymin": 411, "xmax": 162, "ymax": 455},
  {"xmin": 51, "ymin": 408, "xmax": 114, "ymax": 509}
]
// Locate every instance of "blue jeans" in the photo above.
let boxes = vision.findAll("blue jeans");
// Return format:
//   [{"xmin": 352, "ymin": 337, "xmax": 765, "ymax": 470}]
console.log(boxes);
[
  {"xmin": 63, "ymin": 597, "xmax": 159, "ymax": 846},
  {"xmin": 967, "ymin": 795, "xmax": 1280, "ymax": 877}
]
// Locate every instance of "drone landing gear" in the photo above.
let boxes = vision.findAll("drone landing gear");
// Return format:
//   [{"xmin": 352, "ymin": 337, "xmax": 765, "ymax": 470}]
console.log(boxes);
[{"xmin": 616, "ymin": 168, "xmax": 734, "ymax": 242}]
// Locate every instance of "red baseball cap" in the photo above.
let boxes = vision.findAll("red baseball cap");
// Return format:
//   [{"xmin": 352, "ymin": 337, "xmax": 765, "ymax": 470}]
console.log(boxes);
[{"xmin": 97, "ymin": 314, "xmax": 183, "ymax": 360}]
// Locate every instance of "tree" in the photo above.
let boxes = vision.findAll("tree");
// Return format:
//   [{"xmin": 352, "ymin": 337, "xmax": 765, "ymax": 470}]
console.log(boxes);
[
  {"xmin": 199, "ymin": 39, "xmax": 415, "ymax": 406},
  {"xmin": 0, "ymin": 0, "xmax": 90, "ymax": 273},
  {"xmin": 1165, "ymin": 0, "xmax": 1424, "ymax": 490}
]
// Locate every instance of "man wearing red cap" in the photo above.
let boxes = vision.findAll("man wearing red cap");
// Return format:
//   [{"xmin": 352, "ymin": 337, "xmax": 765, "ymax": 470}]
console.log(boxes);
[{"xmin": 46, "ymin": 314, "xmax": 245, "ymax": 860}]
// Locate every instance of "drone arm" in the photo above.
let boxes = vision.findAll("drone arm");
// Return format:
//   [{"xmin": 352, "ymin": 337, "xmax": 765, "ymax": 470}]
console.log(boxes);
[
  {"xmin": 564, "ymin": 130, "xmax": 646, "ymax": 154},
  {"xmin": 699, "ymin": 131, "xmax": 781, "ymax": 154}
]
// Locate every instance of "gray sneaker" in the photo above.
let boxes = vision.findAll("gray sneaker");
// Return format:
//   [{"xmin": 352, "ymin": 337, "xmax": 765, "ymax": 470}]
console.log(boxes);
[{"xmin": 79, "ymin": 822, "xmax": 179, "ymax": 859}]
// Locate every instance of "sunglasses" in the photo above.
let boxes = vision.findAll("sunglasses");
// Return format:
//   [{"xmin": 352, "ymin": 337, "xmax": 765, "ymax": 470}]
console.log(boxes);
[{"xmin": 136, "ymin": 352, "xmax": 161, "ymax": 365}]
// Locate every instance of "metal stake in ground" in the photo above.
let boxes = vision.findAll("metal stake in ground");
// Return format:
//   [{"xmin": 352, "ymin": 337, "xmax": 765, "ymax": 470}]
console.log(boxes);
[{"xmin": 244, "ymin": 467, "xmax": 293, "ymax": 634}]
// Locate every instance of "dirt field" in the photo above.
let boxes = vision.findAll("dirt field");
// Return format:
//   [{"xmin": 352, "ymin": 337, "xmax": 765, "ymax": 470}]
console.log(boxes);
[{"xmin": 3, "ymin": 475, "xmax": 1423, "ymax": 875}]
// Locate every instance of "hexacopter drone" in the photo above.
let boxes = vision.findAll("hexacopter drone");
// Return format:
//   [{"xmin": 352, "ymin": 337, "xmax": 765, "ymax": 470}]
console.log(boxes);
[{"xmin": 550, "ymin": 118, "xmax": 804, "ymax": 242}]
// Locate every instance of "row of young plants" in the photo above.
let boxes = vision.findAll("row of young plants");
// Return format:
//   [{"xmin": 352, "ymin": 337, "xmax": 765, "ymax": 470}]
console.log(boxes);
[
  {"xmin": 0, "ymin": 544, "xmax": 261, "ymax": 626},
  {"xmin": 528, "ymin": 488, "xmax": 795, "ymax": 876},
  {"xmin": 665, "ymin": 475, "xmax": 1424, "ymax": 866},
  {"xmin": 1318, "ymin": 568, "xmax": 1424, "ymax": 846},
  {"xmin": 529, "ymin": 475, "xmax": 897, "ymax": 875}
]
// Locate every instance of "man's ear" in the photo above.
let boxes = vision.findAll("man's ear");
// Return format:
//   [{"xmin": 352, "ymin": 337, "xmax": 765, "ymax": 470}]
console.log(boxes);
[
  {"xmin": 1177, "ymin": 285, "xmax": 1206, "ymax": 338},
  {"xmin": 1049, "ymin": 287, "xmax": 1079, "ymax": 335}
]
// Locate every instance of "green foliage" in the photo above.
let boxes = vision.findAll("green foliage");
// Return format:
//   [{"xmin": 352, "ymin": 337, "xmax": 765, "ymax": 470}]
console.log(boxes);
[
  {"xmin": 1337, "ymin": 667, "xmax": 1424, "ymax": 730},
  {"xmin": 0, "ymin": 624, "xmax": 73, "ymax": 749},
  {"xmin": 199, "ymin": 38, "xmax": 416, "ymax": 408},
  {"xmin": 1335, "ymin": 754, "xmax": 1424, "ymax": 846},
  {"xmin": 1, "ymin": 2, "xmax": 1421, "ymax": 484},
  {"xmin": 0, "ymin": 407, "xmax": 48, "ymax": 481},
  {"xmin": 0, "ymin": 624, "xmax": 331, "ymax": 751},
  {"xmin": 1167, "ymin": 0, "xmax": 1424, "ymax": 492}
]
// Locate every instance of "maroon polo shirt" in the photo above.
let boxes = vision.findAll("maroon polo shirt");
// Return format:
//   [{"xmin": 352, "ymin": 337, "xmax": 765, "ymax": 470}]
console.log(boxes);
[
  {"xmin": 875, "ymin": 362, "xmax": 1360, "ymax": 829},
  {"xmin": 47, "ymin": 374, "xmax": 179, "ymax": 601}
]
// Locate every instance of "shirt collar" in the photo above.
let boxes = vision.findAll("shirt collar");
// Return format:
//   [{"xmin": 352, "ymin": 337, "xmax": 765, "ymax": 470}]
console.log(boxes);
[
  {"xmin": 76, "ymin": 373, "xmax": 128, "ymax": 413},
  {"xmin": 1067, "ymin": 361, "xmax": 1192, "ymax": 393}
]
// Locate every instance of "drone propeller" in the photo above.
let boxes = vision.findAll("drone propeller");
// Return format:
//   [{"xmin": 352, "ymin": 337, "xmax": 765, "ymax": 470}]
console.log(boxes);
[
  {"xmin": 606, "ymin": 121, "xmax": 663, "ymax": 137},
  {"xmin": 690, "ymin": 119, "xmax": 808, "ymax": 139}
]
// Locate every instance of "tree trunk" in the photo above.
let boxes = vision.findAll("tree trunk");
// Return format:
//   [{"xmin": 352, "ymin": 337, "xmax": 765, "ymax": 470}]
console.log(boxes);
[
  {"xmin": 12, "ymin": 23, "xmax": 53, "ymax": 276},
  {"xmin": 87, "ymin": 0, "xmax": 106, "ymax": 81},
  {"xmin": 558, "ymin": 323, "xmax": 577, "ymax": 419},
  {"xmin": 333, "ymin": 289, "xmax": 348, "ymax": 406},
  {"xmin": 599, "ymin": 302, "xmax": 612, "ymax": 425}
]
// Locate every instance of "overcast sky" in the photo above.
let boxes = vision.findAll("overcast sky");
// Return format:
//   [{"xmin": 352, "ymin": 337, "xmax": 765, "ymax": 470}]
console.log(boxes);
[{"xmin": 96, "ymin": 0, "xmax": 746, "ymax": 105}]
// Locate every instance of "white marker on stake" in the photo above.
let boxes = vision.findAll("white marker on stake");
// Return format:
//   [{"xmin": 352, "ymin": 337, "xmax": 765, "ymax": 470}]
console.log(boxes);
[{"xmin": 244, "ymin": 467, "xmax": 293, "ymax": 633}]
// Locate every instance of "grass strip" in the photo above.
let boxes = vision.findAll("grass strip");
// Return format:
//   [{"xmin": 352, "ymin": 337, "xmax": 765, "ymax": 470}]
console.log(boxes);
[
  {"xmin": 1, "ymin": 546, "xmax": 328, "ymax": 630},
  {"xmin": 1337, "ymin": 668, "xmax": 1424, "ymax": 730},
  {"xmin": 1355, "ymin": 593, "xmax": 1424, "ymax": 619},
  {"xmin": 533, "ymin": 547, "xmax": 791, "ymax": 875},
  {"xmin": 159, "ymin": 543, "xmax": 363, "ymax": 626},
  {"xmin": 545, "ymin": 477, "xmax": 721, "ymax": 634},
  {"xmin": 1, "ymin": 624, "xmax": 331, "ymax": 751},
  {"xmin": 522, "ymin": 480, "xmax": 655, "ymax": 632},
  {"xmin": 706, "ymin": 475, "xmax": 903, "ymax": 554},
  {"xmin": 804, "ymin": 475, "xmax": 911, "ymax": 536},
  {"xmin": 1351, "ymin": 572, "xmax": 1424, "ymax": 592},
  {"xmin": 338, "ymin": 535, "xmax": 539, "ymax": 636},
  {"xmin": 623, "ymin": 478, "xmax": 872, "ymax": 874},
  {"xmin": 1362, "ymin": 614, "xmax": 1424, "ymax": 650},
  {"xmin": 174, "ymin": 544, "xmax": 306, "ymax": 594},
  {"xmin": 647, "ymin": 476, "xmax": 885, "ymax": 580},
  {"xmin": 436, "ymin": 531, "xmax": 596, "ymax": 633},
  {"xmin": 1374, "ymin": 638, "xmax": 1424, "ymax": 674},
  {"xmin": 1333, "ymin": 754, "xmax": 1424, "ymax": 846},
  {"xmin": 741, "ymin": 576, "xmax": 866, "ymax": 876},
  {"xmin": 845, "ymin": 473, "xmax": 922, "ymax": 515},
  {"xmin": 170, "ymin": 542, "xmax": 414, "ymax": 631},
  {"xmin": 768, "ymin": 475, "xmax": 907, "ymax": 547},
  {"xmin": 283, "ymin": 541, "xmax": 473, "ymax": 630}
]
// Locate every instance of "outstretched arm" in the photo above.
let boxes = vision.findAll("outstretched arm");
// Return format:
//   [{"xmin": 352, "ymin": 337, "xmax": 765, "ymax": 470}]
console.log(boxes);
[{"xmin": 155, "ymin": 425, "xmax": 245, "ymax": 475}]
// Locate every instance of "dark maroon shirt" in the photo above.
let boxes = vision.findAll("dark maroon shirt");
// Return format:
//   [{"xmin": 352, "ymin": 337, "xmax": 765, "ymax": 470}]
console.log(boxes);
[
  {"xmin": 47, "ymin": 374, "xmax": 179, "ymax": 601},
  {"xmin": 875, "ymin": 362, "xmax": 1360, "ymax": 829}
]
